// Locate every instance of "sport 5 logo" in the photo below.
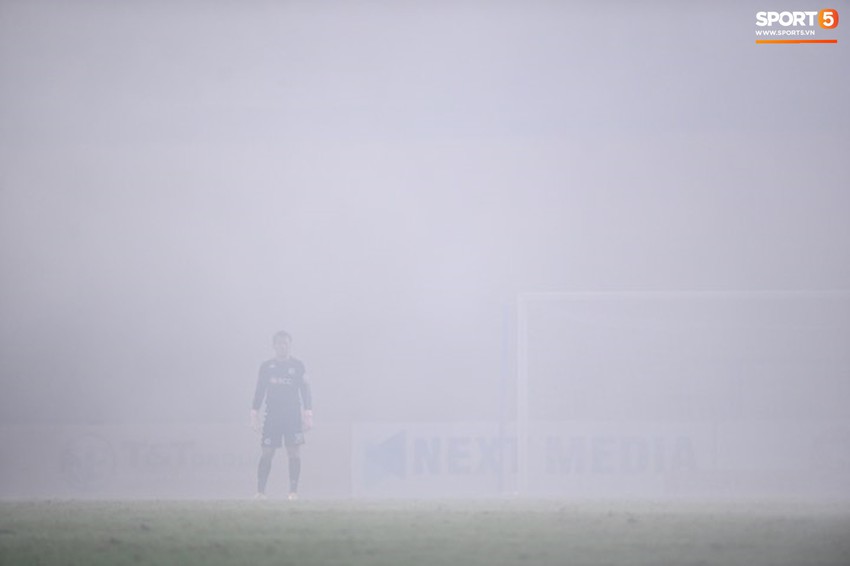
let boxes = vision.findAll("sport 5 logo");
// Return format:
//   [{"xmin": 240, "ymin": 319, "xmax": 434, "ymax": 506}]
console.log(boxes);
[{"xmin": 755, "ymin": 9, "xmax": 839, "ymax": 29}]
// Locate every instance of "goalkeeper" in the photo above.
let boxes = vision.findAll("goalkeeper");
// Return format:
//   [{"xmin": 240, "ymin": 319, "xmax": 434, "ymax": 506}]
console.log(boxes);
[{"xmin": 251, "ymin": 330, "xmax": 313, "ymax": 500}]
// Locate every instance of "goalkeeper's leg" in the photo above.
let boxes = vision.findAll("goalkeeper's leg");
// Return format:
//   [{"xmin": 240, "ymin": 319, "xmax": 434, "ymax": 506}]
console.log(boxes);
[
  {"xmin": 257, "ymin": 446, "xmax": 276, "ymax": 495},
  {"xmin": 285, "ymin": 443, "xmax": 302, "ymax": 498}
]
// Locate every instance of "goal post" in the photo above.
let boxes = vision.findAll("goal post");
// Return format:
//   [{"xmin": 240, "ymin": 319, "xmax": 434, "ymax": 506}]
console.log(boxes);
[{"xmin": 513, "ymin": 289, "xmax": 850, "ymax": 497}]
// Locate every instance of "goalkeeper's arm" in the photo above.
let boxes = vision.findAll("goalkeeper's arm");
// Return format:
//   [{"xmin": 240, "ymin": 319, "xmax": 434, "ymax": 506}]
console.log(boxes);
[
  {"xmin": 301, "ymin": 375, "xmax": 313, "ymax": 431},
  {"xmin": 251, "ymin": 365, "xmax": 267, "ymax": 432}
]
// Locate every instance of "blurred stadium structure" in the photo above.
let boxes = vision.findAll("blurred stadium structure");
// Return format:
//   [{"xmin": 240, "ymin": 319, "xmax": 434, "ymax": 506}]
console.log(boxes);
[{"xmin": 2, "ymin": 291, "xmax": 848, "ymax": 500}]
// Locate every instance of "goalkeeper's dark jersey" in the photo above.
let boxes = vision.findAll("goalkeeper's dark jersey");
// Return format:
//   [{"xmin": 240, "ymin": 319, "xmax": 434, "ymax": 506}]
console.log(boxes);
[{"xmin": 252, "ymin": 357, "xmax": 312, "ymax": 418}]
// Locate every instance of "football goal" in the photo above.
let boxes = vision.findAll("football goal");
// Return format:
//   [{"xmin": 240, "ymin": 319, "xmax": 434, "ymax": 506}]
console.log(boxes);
[{"xmin": 513, "ymin": 290, "xmax": 850, "ymax": 497}]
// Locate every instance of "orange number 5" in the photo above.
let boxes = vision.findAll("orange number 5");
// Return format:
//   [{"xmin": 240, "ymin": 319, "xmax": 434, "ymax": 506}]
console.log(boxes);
[{"xmin": 819, "ymin": 9, "xmax": 839, "ymax": 29}]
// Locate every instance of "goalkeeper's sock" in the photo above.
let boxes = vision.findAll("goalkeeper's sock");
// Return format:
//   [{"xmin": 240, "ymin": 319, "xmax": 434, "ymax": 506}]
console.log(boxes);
[
  {"xmin": 257, "ymin": 452, "xmax": 274, "ymax": 494},
  {"xmin": 288, "ymin": 457, "xmax": 301, "ymax": 493}
]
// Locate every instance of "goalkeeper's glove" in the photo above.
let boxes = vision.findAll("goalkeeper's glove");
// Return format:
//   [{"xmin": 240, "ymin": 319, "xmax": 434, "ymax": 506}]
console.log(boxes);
[
  {"xmin": 250, "ymin": 409, "xmax": 261, "ymax": 433},
  {"xmin": 302, "ymin": 409, "xmax": 313, "ymax": 431}
]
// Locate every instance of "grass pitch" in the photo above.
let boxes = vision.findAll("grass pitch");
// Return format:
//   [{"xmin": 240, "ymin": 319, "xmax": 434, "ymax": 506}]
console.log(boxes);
[{"xmin": 1, "ymin": 499, "xmax": 849, "ymax": 565}]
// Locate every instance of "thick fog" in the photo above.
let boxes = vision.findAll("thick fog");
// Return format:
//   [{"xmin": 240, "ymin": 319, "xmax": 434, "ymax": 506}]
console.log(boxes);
[{"xmin": 1, "ymin": 1, "xmax": 848, "ymax": 498}]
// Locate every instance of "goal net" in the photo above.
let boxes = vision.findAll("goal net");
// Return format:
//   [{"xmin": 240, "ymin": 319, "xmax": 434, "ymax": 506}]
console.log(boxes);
[{"xmin": 514, "ymin": 290, "xmax": 850, "ymax": 498}]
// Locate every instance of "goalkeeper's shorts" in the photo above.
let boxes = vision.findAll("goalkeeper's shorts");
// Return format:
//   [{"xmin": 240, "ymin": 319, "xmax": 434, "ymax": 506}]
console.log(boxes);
[{"xmin": 261, "ymin": 413, "xmax": 305, "ymax": 448}]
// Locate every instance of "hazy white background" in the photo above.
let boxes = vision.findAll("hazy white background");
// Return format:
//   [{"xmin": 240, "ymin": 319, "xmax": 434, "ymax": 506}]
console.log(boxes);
[{"xmin": 1, "ymin": 0, "xmax": 847, "ymax": 441}]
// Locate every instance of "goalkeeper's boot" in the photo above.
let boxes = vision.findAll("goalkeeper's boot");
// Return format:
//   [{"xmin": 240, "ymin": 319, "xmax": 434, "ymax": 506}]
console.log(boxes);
[{"xmin": 287, "ymin": 492, "xmax": 299, "ymax": 501}]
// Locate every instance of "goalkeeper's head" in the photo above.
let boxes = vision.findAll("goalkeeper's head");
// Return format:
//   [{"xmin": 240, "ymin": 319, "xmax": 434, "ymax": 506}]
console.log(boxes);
[{"xmin": 272, "ymin": 330, "xmax": 292, "ymax": 359}]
